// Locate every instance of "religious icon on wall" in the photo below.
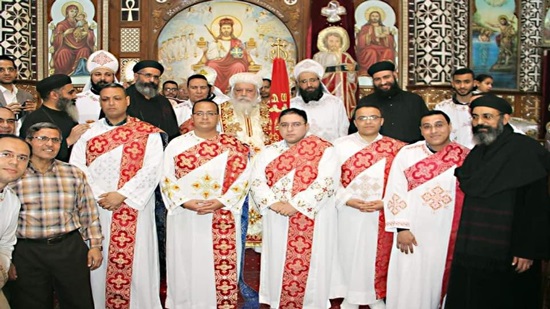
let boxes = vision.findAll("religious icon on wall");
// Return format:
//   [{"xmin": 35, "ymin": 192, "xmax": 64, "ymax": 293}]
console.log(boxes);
[
  {"xmin": 48, "ymin": 0, "xmax": 97, "ymax": 82},
  {"xmin": 313, "ymin": 26, "xmax": 358, "ymax": 117},
  {"xmin": 354, "ymin": 0, "xmax": 398, "ymax": 87},
  {"xmin": 471, "ymin": 0, "xmax": 519, "ymax": 90},
  {"xmin": 158, "ymin": 1, "xmax": 297, "ymax": 93}
]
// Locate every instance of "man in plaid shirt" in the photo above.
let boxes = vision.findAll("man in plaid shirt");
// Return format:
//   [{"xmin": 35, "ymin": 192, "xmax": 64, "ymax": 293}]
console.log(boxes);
[{"xmin": 9, "ymin": 122, "xmax": 103, "ymax": 309}]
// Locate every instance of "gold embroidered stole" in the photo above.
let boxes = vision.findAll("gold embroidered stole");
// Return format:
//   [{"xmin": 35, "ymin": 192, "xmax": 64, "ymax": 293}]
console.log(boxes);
[{"xmin": 173, "ymin": 133, "xmax": 249, "ymax": 308}]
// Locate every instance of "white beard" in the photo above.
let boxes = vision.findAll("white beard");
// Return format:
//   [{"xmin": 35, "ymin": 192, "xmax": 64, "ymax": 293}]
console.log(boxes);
[{"xmin": 231, "ymin": 98, "xmax": 259, "ymax": 117}]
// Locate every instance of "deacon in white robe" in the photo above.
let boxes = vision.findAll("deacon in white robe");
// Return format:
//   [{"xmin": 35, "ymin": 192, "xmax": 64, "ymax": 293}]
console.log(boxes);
[
  {"xmin": 250, "ymin": 108, "xmax": 340, "ymax": 309},
  {"xmin": 383, "ymin": 111, "xmax": 469, "ymax": 309},
  {"xmin": 331, "ymin": 131, "xmax": 405, "ymax": 309},
  {"xmin": 161, "ymin": 99, "xmax": 251, "ymax": 309},
  {"xmin": 70, "ymin": 84, "xmax": 164, "ymax": 309}
]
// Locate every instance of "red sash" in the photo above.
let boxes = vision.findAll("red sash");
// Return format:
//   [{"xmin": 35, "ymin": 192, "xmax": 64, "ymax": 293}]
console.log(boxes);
[
  {"xmin": 403, "ymin": 142, "xmax": 469, "ymax": 304},
  {"xmin": 265, "ymin": 136, "xmax": 331, "ymax": 308},
  {"xmin": 86, "ymin": 117, "xmax": 162, "ymax": 309},
  {"xmin": 174, "ymin": 134, "xmax": 249, "ymax": 308},
  {"xmin": 341, "ymin": 136, "xmax": 405, "ymax": 299}
]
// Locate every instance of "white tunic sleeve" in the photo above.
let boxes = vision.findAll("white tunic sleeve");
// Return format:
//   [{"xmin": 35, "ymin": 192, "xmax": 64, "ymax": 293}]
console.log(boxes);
[
  {"xmin": 288, "ymin": 147, "xmax": 340, "ymax": 219},
  {"xmin": 250, "ymin": 149, "xmax": 280, "ymax": 212}
]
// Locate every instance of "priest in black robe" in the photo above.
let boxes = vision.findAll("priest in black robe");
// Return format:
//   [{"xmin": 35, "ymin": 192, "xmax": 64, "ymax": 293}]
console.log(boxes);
[
  {"xmin": 20, "ymin": 74, "xmax": 87, "ymax": 162},
  {"xmin": 349, "ymin": 61, "xmax": 429, "ymax": 143},
  {"xmin": 445, "ymin": 94, "xmax": 550, "ymax": 309},
  {"xmin": 125, "ymin": 60, "xmax": 180, "ymax": 140}
]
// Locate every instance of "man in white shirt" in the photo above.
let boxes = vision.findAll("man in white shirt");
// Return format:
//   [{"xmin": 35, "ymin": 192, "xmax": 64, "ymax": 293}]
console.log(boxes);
[
  {"xmin": 0, "ymin": 135, "xmax": 30, "ymax": 308},
  {"xmin": 0, "ymin": 55, "xmax": 36, "ymax": 129},
  {"xmin": 290, "ymin": 59, "xmax": 349, "ymax": 142},
  {"xmin": 75, "ymin": 50, "xmax": 118, "ymax": 124},
  {"xmin": 434, "ymin": 68, "xmax": 476, "ymax": 148}
]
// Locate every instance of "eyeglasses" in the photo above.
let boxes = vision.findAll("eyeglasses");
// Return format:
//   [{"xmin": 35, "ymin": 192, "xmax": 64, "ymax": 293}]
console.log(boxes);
[
  {"xmin": 420, "ymin": 122, "xmax": 447, "ymax": 130},
  {"xmin": 356, "ymin": 115, "xmax": 381, "ymax": 122},
  {"xmin": 137, "ymin": 72, "xmax": 161, "ymax": 80},
  {"xmin": 298, "ymin": 78, "xmax": 320, "ymax": 85},
  {"xmin": 0, "ymin": 151, "xmax": 29, "ymax": 162},
  {"xmin": 30, "ymin": 136, "xmax": 62, "ymax": 144},
  {"xmin": 0, "ymin": 118, "xmax": 16, "ymax": 125},
  {"xmin": 471, "ymin": 113, "xmax": 502, "ymax": 121},
  {"xmin": 193, "ymin": 111, "xmax": 218, "ymax": 117},
  {"xmin": 279, "ymin": 122, "xmax": 305, "ymax": 129},
  {"xmin": 164, "ymin": 88, "xmax": 178, "ymax": 92}
]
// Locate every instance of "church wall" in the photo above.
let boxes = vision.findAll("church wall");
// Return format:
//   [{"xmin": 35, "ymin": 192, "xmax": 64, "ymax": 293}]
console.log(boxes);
[{"xmin": 0, "ymin": 0, "xmax": 547, "ymax": 137}]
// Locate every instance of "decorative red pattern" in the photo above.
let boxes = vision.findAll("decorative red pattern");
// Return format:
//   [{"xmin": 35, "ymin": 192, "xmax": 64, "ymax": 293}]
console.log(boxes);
[
  {"xmin": 341, "ymin": 137, "xmax": 406, "ymax": 188},
  {"xmin": 340, "ymin": 137, "xmax": 405, "ymax": 299},
  {"xmin": 212, "ymin": 209, "xmax": 238, "ymax": 308},
  {"xmin": 85, "ymin": 117, "xmax": 162, "ymax": 309},
  {"xmin": 279, "ymin": 212, "xmax": 315, "ymax": 308},
  {"xmin": 174, "ymin": 134, "xmax": 249, "ymax": 194},
  {"xmin": 265, "ymin": 136, "xmax": 331, "ymax": 196},
  {"xmin": 404, "ymin": 143, "xmax": 469, "ymax": 192}
]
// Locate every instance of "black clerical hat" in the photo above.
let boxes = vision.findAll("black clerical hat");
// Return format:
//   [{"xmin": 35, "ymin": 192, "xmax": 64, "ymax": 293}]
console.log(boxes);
[
  {"xmin": 367, "ymin": 61, "xmax": 395, "ymax": 77},
  {"xmin": 36, "ymin": 74, "xmax": 72, "ymax": 98},
  {"xmin": 133, "ymin": 60, "xmax": 164, "ymax": 74},
  {"xmin": 470, "ymin": 93, "xmax": 513, "ymax": 115}
]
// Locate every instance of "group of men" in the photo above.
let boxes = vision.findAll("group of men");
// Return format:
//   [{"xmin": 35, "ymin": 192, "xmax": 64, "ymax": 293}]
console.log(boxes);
[{"xmin": 0, "ymin": 48, "xmax": 548, "ymax": 309}]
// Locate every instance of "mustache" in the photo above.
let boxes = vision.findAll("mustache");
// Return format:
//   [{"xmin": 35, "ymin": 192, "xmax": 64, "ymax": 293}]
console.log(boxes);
[{"xmin": 473, "ymin": 124, "xmax": 492, "ymax": 133}]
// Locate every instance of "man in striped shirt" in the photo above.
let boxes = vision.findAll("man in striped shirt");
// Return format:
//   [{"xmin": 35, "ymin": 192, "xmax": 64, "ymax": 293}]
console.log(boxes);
[{"xmin": 9, "ymin": 122, "xmax": 103, "ymax": 309}]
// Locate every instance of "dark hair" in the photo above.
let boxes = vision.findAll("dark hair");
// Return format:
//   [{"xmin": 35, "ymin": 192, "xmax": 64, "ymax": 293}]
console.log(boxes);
[
  {"xmin": 278, "ymin": 108, "xmax": 308, "ymax": 123},
  {"xmin": 26, "ymin": 122, "xmax": 62, "ymax": 139},
  {"xmin": 192, "ymin": 99, "xmax": 219, "ymax": 114},
  {"xmin": 99, "ymin": 83, "xmax": 127, "ymax": 95},
  {"xmin": 262, "ymin": 78, "xmax": 271, "ymax": 84},
  {"xmin": 187, "ymin": 74, "xmax": 209, "ymax": 87},
  {"xmin": 352, "ymin": 104, "xmax": 383, "ymax": 120},
  {"xmin": 163, "ymin": 80, "xmax": 178, "ymax": 88},
  {"xmin": 474, "ymin": 74, "xmax": 493, "ymax": 83},
  {"xmin": 452, "ymin": 68, "xmax": 474, "ymax": 79},
  {"xmin": 420, "ymin": 110, "xmax": 451, "ymax": 125},
  {"xmin": 0, "ymin": 55, "xmax": 17, "ymax": 69},
  {"xmin": 0, "ymin": 134, "xmax": 31, "ymax": 156}
]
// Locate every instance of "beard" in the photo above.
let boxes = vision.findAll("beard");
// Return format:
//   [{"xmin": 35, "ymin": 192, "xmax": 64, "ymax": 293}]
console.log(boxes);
[
  {"xmin": 135, "ymin": 80, "xmax": 159, "ymax": 98},
  {"xmin": 90, "ymin": 79, "xmax": 110, "ymax": 95},
  {"xmin": 57, "ymin": 96, "xmax": 79, "ymax": 122},
  {"xmin": 373, "ymin": 79, "xmax": 400, "ymax": 98},
  {"xmin": 231, "ymin": 96, "xmax": 259, "ymax": 116},
  {"xmin": 299, "ymin": 85, "xmax": 324, "ymax": 103},
  {"xmin": 473, "ymin": 118, "xmax": 504, "ymax": 146}
]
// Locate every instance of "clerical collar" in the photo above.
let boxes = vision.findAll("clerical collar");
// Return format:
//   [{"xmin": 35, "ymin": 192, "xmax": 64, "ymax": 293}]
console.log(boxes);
[
  {"xmin": 105, "ymin": 117, "xmax": 128, "ymax": 126},
  {"xmin": 452, "ymin": 94, "xmax": 469, "ymax": 106}
]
